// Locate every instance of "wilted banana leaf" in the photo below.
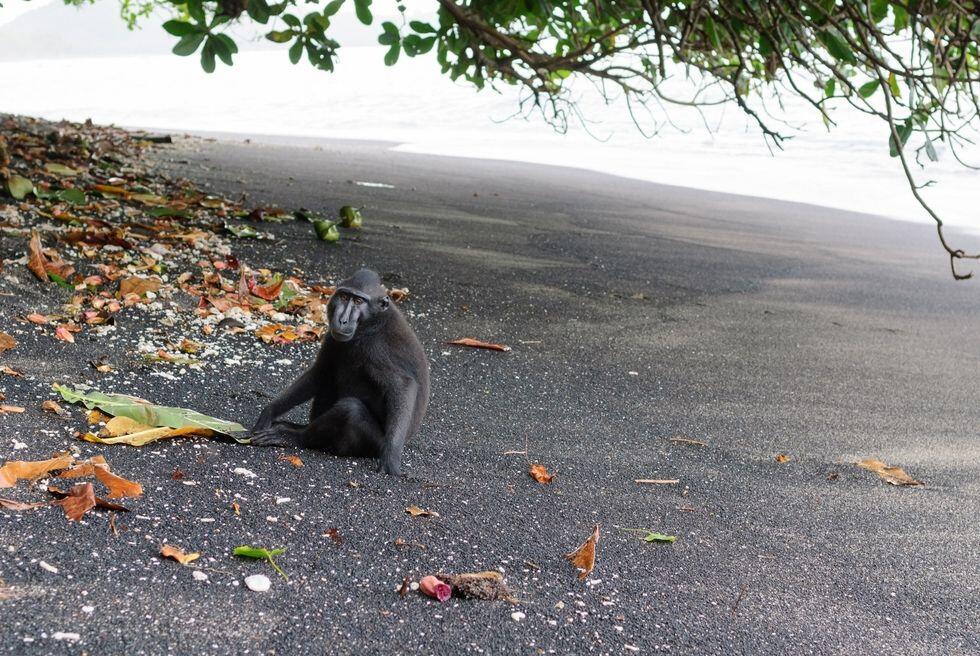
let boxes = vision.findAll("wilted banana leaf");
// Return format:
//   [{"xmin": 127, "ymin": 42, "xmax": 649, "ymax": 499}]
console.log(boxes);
[{"xmin": 54, "ymin": 384, "xmax": 245, "ymax": 434}]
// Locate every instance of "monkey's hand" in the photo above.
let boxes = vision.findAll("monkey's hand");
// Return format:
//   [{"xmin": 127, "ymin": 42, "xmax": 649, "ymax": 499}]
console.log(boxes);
[
  {"xmin": 251, "ymin": 407, "xmax": 274, "ymax": 433},
  {"xmin": 249, "ymin": 425, "xmax": 302, "ymax": 447}
]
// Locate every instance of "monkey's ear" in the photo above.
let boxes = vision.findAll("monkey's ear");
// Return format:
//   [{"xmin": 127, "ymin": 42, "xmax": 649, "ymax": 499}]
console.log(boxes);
[{"xmin": 380, "ymin": 295, "xmax": 391, "ymax": 311}]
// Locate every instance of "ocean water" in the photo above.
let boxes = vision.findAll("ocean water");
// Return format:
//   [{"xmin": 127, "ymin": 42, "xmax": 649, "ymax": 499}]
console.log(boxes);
[{"xmin": 1, "ymin": 47, "xmax": 977, "ymax": 234}]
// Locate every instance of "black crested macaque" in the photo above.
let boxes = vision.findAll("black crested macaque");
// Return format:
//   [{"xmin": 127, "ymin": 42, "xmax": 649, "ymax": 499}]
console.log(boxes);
[{"xmin": 249, "ymin": 268, "xmax": 429, "ymax": 475}]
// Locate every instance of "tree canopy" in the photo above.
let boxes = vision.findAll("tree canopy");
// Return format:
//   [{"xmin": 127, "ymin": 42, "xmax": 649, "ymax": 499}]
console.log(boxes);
[{"xmin": 59, "ymin": 1, "xmax": 980, "ymax": 277}]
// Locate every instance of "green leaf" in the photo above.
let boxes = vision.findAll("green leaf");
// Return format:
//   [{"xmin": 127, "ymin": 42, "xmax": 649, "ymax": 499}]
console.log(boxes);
[
  {"xmin": 53, "ymin": 188, "xmax": 87, "ymax": 204},
  {"xmin": 209, "ymin": 35, "xmax": 234, "ymax": 66},
  {"xmin": 378, "ymin": 20, "xmax": 398, "ymax": 45},
  {"xmin": 44, "ymin": 162, "xmax": 80, "ymax": 176},
  {"xmin": 54, "ymin": 384, "xmax": 246, "ymax": 434},
  {"xmin": 858, "ymin": 80, "xmax": 879, "ymax": 98},
  {"xmin": 353, "ymin": 0, "xmax": 372, "ymax": 25},
  {"xmin": 201, "ymin": 41, "xmax": 216, "ymax": 73},
  {"xmin": 887, "ymin": 71, "xmax": 901, "ymax": 98},
  {"xmin": 339, "ymin": 205, "xmax": 362, "ymax": 228},
  {"xmin": 643, "ymin": 532, "xmax": 677, "ymax": 543},
  {"xmin": 384, "ymin": 42, "xmax": 400, "ymax": 66},
  {"xmin": 247, "ymin": 0, "xmax": 271, "ymax": 24},
  {"xmin": 225, "ymin": 222, "xmax": 258, "ymax": 238},
  {"xmin": 288, "ymin": 39, "xmax": 304, "ymax": 64},
  {"xmin": 924, "ymin": 138, "xmax": 939, "ymax": 162},
  {"xmin": 410, "ymin": 20, "xmax": 435, "ymax": 34},
  {"xmin": 186, "ymin": 0, "xmax": 205, "ymax": 24},
  {"xmin": 313, "ymin": 219, "xmax": 340, "ymax": 242},
  {"xmin": 323, "ymin": 0, "xmax": 344, "ymax": 17},
  {"xmin": 173, "ymin": 33, "xmax": 205, "ymax": 57},
  {"xmin": 281, "ymin": 14, "xmax": 301, "ymax": 28},
  {"xmin": 6, "ymin": 175, "xmax": 33, "ymax": 200},
  {"xmin": 416, "ymin": 36, "xmax": 436, "ymax": 54},
  {"xmin": 266, "ymin": 29, "xmax": 293, "ymax": 44},
  {"xmin": 162, "ymin": 20, "xmax": 198, "ymax": 37},
  {"xmin": 47, "ymin": 273, "xmax": 74, "ymax": 289},
  {"xmin": 704, "ymin": 15, "xmax": 721, "ymax": 49},
  {"xmin": 823, "ymin": 78, "xmax": 836, "ymax": 97},
  {"xmin": 147, "ymin": 207, "xmax": 190, "ymax": 218},
  {"xmin": 888, "ymin": 119, "xmax": 914, "ymax": 157},
  {"xmin": 818, "ymin": 30, "xmax": 856, "ymax": 65},
  {"xmin": 870, "ymin": 0, "xmax": 888, "ymax": 22}
]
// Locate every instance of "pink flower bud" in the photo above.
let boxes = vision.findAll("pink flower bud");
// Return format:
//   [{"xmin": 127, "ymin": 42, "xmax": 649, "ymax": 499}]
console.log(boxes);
[{"xmin": 419, "ymin": 575, "xmax": 451, "ymax": 602}]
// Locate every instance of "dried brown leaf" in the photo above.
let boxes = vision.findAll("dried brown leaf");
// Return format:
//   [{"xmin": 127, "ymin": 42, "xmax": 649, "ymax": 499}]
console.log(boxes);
[
  {"xmin": 565, "ymin": 524, "xmax": 600, "ymax": 580},
  {"xmin": 406, "ymin": 505, "xmax": 439, "ymax": 518},
  {"xmin": 93, "ymin": 465, "xmax": 143, "ymax": 499},
  {"xmin": 775, "ymin": 453, "xmax": 791, "ymax": 463},
  {"xmin": 446, "ymin": 337, "xmax": 512, "ymax": 352},
  {"xmin": 280, "ymin": 454, "xmax": 304, "ymax": 468},
  {"xmin": 0, "ymin": 332, "xmax": 15, "ymax": 353},
  {"xmin": 52, "ymin": 482, "xmax": 97, "ymax": 521},
  {"xmin": 41, "ymin": 400, "xmax": 67, "ymax": 417},
  {"xmin": 0, "ymin": 498, "xmax": 47, "ymax": 511},
  {"xmin": 0, "ymin": 454, "xmax": 73, "ymax": 488},
  {"xmin": 529, "ymin": 463, "xmax": 554, "ymax": 484},
  {"xmin": 118, "ymin": 276, "xmax": 161, "ymax": 297},
  {"xmin": 857, "ymin": 459, "xmax": 923, "ymax": 486},
  {"xmin": 160, "ymin": 544, "xmax": 200, "ymax": 565}
]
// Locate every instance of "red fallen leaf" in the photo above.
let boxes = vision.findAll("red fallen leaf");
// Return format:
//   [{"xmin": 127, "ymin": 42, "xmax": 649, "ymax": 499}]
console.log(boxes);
[
  {"xmin": 51, "ymin": 482, "xmax": 97, "ymax": 521},
  {"xmin": 55, "ymin": 325, "xmax": 75, "ymax": 343},
  {"xmin": 529, "ymin": 463, "xmax": 554, "ymax": 483},
  {"xmin": 27, "ymin": 230, "xmax": 75, "ymax": 282},
  {"xmin": 447, "ymin": 337, "xmax": 512, "ymax": 352},
  {"xmin": 250, "ymin": 275, "xmax": 284, "ymax": 301},
  {"xmin": 565, "ymin": 524, "xmax": 600, "ymax": 580},
  {"xmin": 419, "ymin": 575, "xmax": 451, "ymax": 602}
]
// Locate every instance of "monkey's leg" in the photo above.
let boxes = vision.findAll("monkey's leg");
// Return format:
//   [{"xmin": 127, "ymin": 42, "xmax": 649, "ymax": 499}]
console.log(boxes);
[{"xmin": 302, "ymin": 397, "xmax": 384, "ymax": 458}]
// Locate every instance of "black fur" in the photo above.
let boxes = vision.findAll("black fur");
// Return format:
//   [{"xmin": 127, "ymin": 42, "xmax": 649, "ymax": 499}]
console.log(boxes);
[{"xmin": 249, "ymin": 269, "xmax": 429, "ymax": 475}]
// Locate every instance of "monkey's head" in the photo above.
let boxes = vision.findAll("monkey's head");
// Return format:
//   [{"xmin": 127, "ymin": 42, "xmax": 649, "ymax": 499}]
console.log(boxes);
[{"xmin": 328, "ymin": 268, "xmax": 390, "ymax": 342}]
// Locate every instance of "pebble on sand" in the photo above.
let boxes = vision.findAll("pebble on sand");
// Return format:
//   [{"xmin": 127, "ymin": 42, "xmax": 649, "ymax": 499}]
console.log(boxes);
[{"xmin": 245, "ymin": 574, "xmax": 271, "ymax": 592}]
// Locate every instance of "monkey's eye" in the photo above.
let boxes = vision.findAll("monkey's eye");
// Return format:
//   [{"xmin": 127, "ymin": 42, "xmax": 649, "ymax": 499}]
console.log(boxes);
[{"xmin": 353, "ymin": 297, "xmax": 363, "ymax": 305}]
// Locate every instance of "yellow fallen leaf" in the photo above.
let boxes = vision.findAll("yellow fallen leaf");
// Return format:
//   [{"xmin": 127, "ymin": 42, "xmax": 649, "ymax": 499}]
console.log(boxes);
[
  {"xmin": 84, "ymin": 425, "xmax": 208, "ymax": 447},
  {"xmin": 160, "ymin": 544, "xmax": 200, "ymax": 565},
  {"xmin": 565, "ymin": 524, "xmax": 600, "ymax": 580},
  {"xmin": 857, "ymin": 459, "xmax": 922, "ymax": 486},
  {"xmin": 102, "ymin": 416, "xmax": 154, "ymax": 436}
]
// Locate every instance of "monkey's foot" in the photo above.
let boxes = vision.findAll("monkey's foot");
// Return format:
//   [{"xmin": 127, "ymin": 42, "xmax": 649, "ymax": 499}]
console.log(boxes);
[{"xmin": 249, "ymin": 426, "xmax": 303, "ymax": 447}]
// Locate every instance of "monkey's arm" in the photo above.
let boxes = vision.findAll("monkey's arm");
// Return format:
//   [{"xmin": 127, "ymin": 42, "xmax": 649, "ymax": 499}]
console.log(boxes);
[
  {"xmin": 252, "ymin": 364, "xmax": 320, "ymax": 432},
  {"xmin": 378, "ymin": 377, "xmax": 418, "ymax": 476}
]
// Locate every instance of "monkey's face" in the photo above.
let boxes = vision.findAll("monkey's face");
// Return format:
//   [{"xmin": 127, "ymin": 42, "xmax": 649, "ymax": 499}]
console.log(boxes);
[{"xmin": 329, "ymin": 288, "xmax": 389, "ymax": 342}]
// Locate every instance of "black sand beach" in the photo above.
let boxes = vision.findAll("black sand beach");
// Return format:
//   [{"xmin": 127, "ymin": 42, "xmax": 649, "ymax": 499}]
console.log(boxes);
[{"xmin": 1, "ymin": 131, "xmax": 978, "ymax": 655}]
